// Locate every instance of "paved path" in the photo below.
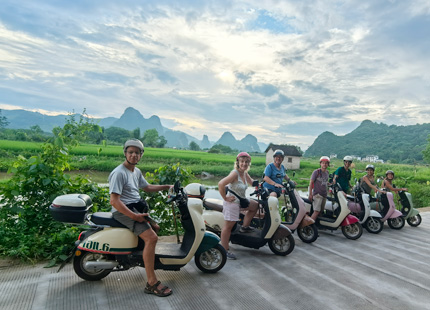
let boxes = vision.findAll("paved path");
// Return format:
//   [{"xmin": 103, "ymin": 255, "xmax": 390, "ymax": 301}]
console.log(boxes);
[{"xmin": 1, "ymin": 212, "xmax": 429, "ymax": 310}]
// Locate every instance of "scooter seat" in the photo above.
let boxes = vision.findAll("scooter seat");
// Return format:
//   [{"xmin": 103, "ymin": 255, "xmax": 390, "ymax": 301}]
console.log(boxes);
[
  {"xmin": 301, "ymin": 197, "xmax": 311, "ymax": 204},
  {"xmin": 91, "ymin": 212, "xmax": 127, "ymax": 228},
  {"xmin": 203, "ymin": 198, "xmax": 223, "ymax": 212},
  {"xmin": 346, "ymin": 195, "xmax": 356, "ymax": 201}
]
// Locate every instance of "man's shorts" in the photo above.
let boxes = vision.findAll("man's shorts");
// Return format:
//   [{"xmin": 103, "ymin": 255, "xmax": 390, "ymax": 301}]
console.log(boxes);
[
  {"xmin": 113, "ymin": 207, "xmax": 151, "ymax": 236},
  {"xmin": 313, "ymin": 194, "xmax": 327, "ymax": 212},
  {"xmin": 268, "ymin": 188, "xmax": 282, "ymax": 198}
]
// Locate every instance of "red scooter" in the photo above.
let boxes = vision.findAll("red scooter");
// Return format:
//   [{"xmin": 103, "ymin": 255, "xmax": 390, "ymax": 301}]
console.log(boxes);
[{"xmin": 303, "ymin": 175, "xmax": 362, "ymax": 240}]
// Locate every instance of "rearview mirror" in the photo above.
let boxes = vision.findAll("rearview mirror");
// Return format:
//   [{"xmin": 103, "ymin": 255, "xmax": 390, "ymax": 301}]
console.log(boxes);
[{"xmin": 252, "ymin": 180, "xmax": 259, "ymax": 187}]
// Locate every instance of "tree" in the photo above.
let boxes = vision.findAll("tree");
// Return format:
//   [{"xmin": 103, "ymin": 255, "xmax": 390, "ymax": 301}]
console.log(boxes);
[
  {"xmin": 105, "ymin": 126, "xmax": 132, "ymax": 143},
  {"xmin": 423, "ymin": 134, "xmax": 430, "ymax": 163},
  {"xmin": 0, "ymin": 109, "xmax": 9, "ymax": 129},
  {"xmin": 142, "ymin": 129, "xmax": 167, "ymax": 148},
  {"xmin": 142, "ymin": 129, "xmax": 159, "ymax": 147},
  {"xmin": 209, "ymin": 144, "xmax": 236, "ymax": 153},
  {"xmin": 133, "ymin": 127, "xmax": 141, "ymax": 139},
  {"xmin": 189, "ymin": 141, "xmax": 201, "ymax": 151}
]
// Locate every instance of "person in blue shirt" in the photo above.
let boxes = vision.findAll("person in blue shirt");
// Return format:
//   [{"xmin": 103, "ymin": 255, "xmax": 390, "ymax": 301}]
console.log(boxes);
[{"xmin": 263, "ymin": 149, "xmax": 292, "ymax": 197}]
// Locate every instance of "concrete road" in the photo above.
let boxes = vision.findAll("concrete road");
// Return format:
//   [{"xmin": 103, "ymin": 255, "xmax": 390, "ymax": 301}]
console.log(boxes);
[{"xmin": 1, "ymin": 211, "xmax": 429, "ymax": 310}]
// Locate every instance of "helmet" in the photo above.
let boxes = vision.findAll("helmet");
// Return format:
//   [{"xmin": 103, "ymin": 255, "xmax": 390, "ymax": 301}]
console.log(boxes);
[
  {"xmin": 386, "ymin": 170, "xmax": 394, "ymax": 177},
  {"xmin": 343, "ymin": 155, "xmax": 353, "ymax": 162},
  {"xmin": 366, "ymin": 164, "xmax": 375, "ymax": 171},
  {"xmin": 124, "ymin": 139, "xmax": 144, "ymax": 153},
  {"xmin": 273, "ymin": 149, "xmax": 285, "ymax": 157},
  {"xmin": 237, "ymin": 152, "xmax": 251, "ymax": 159},
  {"xmin": 319, "ymin": 156, "xmax": 330, "ymax": 163}
]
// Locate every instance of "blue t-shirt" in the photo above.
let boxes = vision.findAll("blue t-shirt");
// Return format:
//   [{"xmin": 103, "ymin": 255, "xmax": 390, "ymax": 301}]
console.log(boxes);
[{"xmin": 263, "ymin": 163, "xmax": 286, "ymax": 191}]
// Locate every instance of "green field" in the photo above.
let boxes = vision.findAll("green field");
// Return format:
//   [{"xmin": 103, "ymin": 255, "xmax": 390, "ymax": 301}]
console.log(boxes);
[{"xmin": 1, "ymin": 140, "xmax": 430, "ymax": 207}]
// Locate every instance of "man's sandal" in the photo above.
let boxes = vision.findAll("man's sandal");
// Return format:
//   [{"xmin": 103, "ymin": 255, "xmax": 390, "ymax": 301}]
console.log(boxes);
[{"xmin": 144, "ymin": 281, "xmax": 172, "ymax": 297}]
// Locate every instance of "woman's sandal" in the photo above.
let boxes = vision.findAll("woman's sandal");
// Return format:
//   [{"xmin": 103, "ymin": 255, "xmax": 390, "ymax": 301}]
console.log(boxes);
[{"xmin": 144, "ymin": 281, "xmax": 172, "ymax": 297}]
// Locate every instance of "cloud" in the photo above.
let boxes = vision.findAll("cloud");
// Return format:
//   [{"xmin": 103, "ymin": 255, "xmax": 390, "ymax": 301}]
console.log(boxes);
[
  {"xmin": 245, "ymin": 83, "xmax": 279, "ymax": 97},
  {"xmin": 0, "ymin": 0, "xmax": 429, "ymax": 150}
]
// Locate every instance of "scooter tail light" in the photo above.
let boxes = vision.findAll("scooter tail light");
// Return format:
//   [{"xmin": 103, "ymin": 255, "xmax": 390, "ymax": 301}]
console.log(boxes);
[{"xmin": 78, "ymin": 231, "xmax": 85, "ymax": 241}]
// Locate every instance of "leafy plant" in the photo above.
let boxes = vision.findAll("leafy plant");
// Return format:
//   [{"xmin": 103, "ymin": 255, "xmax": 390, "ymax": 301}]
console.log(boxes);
[
  {"xmin": 144, "ymin": 163, "xmax": 193, "ymax": 235},
  {"xmin": 0, "ymin": 112, "xmax": 107, "ymax": 264}
]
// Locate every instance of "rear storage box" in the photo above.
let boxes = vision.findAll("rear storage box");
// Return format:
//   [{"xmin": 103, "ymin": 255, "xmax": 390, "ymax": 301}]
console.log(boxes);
[{"xmin": 49, "ymin": 194, "xmax": 92, "ymax": 223}]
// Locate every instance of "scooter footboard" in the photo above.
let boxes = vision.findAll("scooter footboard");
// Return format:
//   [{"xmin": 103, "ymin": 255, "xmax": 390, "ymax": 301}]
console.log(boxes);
[
  {"xmin": 341, "ymin": 214, "xmax": 359, "ymax": 226},
  {"xmin": 272, "ymin": 224, "xmax": 292, "ymax": 240},
  {"xmin": 195, "ymin": 231, "xmax": 221, "ymax": 255}
]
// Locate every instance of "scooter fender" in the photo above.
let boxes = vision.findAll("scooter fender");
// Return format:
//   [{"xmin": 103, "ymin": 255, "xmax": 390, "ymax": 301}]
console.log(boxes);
[
  {"xmin": 272, "ymin": 224, "xmax": 292, "ymax": 240},
  {"xmin": 195, "ymin": 231, "xmax": 221, "ymax": 255},
  {"xmin": 340, "ymin": 214, "xmax": 359, "ymax": 226},
  {"xmin": 299, "ymin": 214, "xmax": 315, "ymax": 228},
  {"xmin": 369, "ymin": 210, "xmax": 382, "ymax": 219},
  {"xmin": 390, "ymin": 209, "xmax": 403, "ymax": 219},
  {"xmin": 408, "ymin": 208, "xmax": 419, "ymax": 218}
]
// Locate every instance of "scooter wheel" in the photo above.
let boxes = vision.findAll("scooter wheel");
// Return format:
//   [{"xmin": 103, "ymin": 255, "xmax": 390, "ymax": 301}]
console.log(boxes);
[
  {"xmin": 407, "ymin": 214, "xmax": 422, "ymax": 227},
  {"xmin": 364, "ymin": 217, "xmax": 384, "ymax": 234},
  {"xmin": 194, "ymin": 244, "xmax": 227, "ymax": 273},
  {"xmin": 268, "ymin": 234, "xmax": 295, "ymax": 256},
  {"xmin": 387, "ymin": 217, "xmax": 405, "ymax": 230},
  {"xmin": 73, "ymin": 251, "xmax": 112, "ymax": 281},
  {"xmin": 297, "ymin": 224, "xmax": 318, "ymax": 243},
  {"xmin": 341, "ymin": 223, "xmax": 363, "ymax": 240}
]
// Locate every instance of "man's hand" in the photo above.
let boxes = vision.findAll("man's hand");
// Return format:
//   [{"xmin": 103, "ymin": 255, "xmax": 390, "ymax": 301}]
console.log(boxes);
[{"xmin": 133, "ymin": 213, "xmax": 150, "ymax": 223}]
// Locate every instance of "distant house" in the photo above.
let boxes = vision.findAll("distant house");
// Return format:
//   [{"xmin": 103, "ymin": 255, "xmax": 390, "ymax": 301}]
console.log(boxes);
[
  {"xmin": 364, "ymin": 155, "xmax": 384, "ymax": 163},
  {"xmin": 265, "ymin": 144, "xmax": 302, "ymax": 170},
  {"xmin": 364, "ymin": 155, "xmax": 376, "ymax": 162}
]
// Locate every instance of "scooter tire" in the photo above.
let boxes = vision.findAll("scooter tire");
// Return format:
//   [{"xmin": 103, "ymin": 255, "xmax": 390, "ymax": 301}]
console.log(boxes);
[
  {"xmin": 297, "ymin": 224, "xmax": 318, "ymax": 243},
  {"xmin": 194, "ymin": 244, "xmax": 227, "ymax": 273},
  {"xmin": 407, "ymin": 214, "xmax": 422, "ymax": 227},
  {"xmin": 73, "ymin": 251, "xmax": 112, "ymax": 281},
  {"xmin": 341, "ymin": 223, "xmax": 363, "ymax": 240},
  {"xmin": 268, "ymin": 234, "xmax": 295, "ymax": 256},
  {"xmin": 387, "ymin": 217, "xmax": 405, "ymax": 230},
  {"xmin": 364, "ymin": 217, "xmax": 384, "ymax": 234}
]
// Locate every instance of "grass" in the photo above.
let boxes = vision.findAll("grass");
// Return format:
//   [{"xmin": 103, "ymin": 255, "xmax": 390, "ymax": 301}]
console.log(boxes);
[{"xmin": 1, "ymin": 140, "xmax": 430, "ymax": 207}]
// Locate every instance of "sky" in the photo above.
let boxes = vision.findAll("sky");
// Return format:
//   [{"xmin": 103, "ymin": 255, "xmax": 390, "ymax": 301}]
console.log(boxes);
[{"xmin": 0, "ymin": 1, "xmax": 429, "ymax": 150}]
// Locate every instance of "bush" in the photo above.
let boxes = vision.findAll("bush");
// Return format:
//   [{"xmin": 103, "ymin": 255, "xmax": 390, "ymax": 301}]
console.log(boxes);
[{"xmin": 0, "ymin": 114, "xmax": 107, "ymax": 264}]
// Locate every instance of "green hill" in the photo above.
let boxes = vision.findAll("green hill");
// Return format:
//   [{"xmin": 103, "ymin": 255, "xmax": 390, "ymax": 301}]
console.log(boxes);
[{"xmin": 305, "ymin": 120, "xmax": 430, "ymax": 163}]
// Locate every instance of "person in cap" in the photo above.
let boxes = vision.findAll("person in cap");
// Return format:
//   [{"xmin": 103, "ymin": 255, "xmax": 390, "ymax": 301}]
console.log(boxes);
[
  {"xmin": 381, "ymin": 170, "xmax": 408, "ymax": 193},
  {"xmin": 333, "ymin": 155, "xmax": 354, "ymax": 194},
  {"xmin": 263, "ymin": 149, "xmax": 293, "ymax": 197},
  {"xmin": 308, "ymin": 156, "xmax": 330, "ymax": 220},
  {"xmin": 218, "ymin": 152, "xmax": 259, "ymax": 259},
  {"xmin": 108, "ymin": 139, "xmax": 173, "ymax": 297}
]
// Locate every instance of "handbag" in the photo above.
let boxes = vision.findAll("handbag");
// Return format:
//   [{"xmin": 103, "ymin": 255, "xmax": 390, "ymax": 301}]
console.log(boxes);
[{"xmin": 226, "ymin": 188, "xmax": 250, "ymax": 209}]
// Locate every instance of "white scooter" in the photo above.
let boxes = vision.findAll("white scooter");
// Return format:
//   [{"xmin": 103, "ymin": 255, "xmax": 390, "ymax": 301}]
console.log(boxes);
[
  {"xmin": 49, "ymin": 180, "xmax": 227, "ymax": 281},
  {"xmin": 346, "ymin": 182, "xmax": 383, "ymax": 234},
  {"xmin": 185, "ymin": 181, "xmax": 295, "ymax": 256}
]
